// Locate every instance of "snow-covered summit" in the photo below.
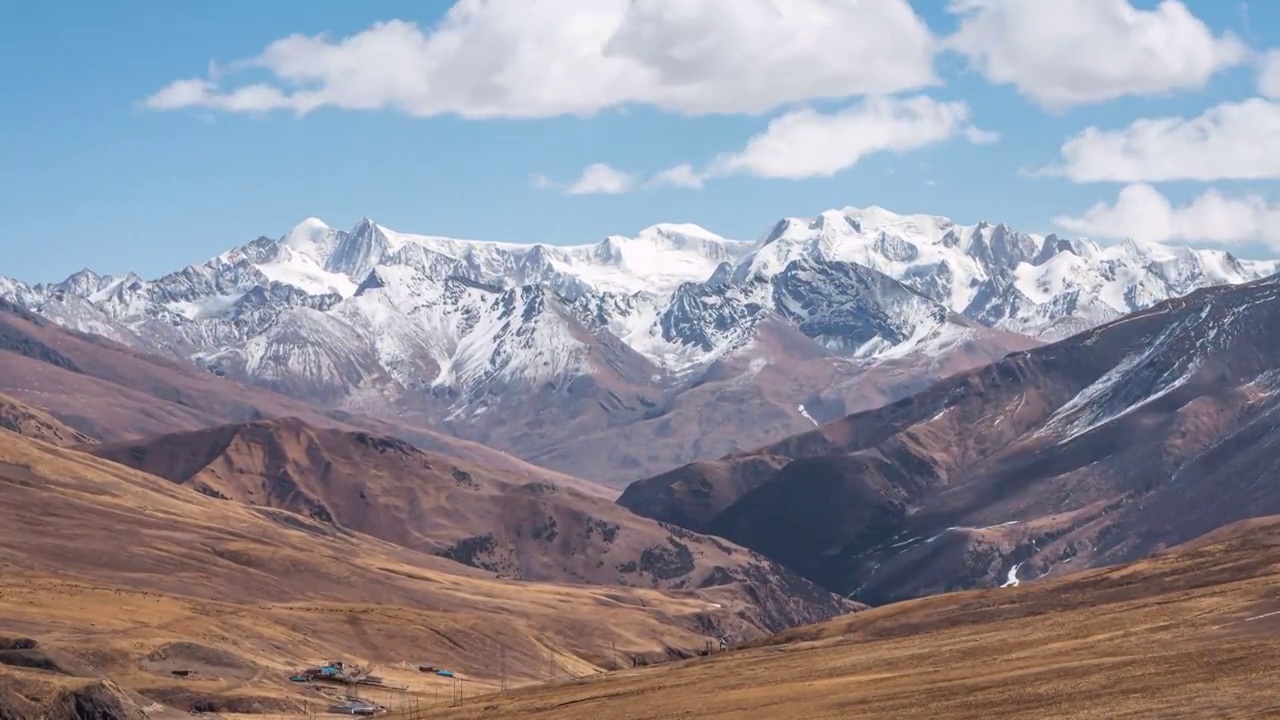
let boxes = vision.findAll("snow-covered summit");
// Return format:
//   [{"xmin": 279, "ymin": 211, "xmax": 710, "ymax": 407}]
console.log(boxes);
[
  {"xmin": 2, "ymin": 207, "xmax": 1275, "ymax": 422},
  {"xmin": 736, "ymin": 205, "xmax": 1276, "ymax": 340}
]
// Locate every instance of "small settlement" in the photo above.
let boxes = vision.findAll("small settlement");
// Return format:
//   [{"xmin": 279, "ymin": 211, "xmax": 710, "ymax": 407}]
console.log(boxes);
[{"xmin": 286, "ymin": 659, "xmax": 463, "ymax": 716}]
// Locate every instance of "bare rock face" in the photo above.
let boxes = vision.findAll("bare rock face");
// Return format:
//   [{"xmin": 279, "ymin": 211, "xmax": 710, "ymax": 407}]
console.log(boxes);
[{"xmin": 622, "ymin": 276, "xmax": 1280, "ymax": 605}]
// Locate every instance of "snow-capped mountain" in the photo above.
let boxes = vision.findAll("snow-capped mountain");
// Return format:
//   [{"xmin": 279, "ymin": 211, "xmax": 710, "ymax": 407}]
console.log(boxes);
[
  {"xmin": 741, "ymin": 206, "xmax": 1277, "ymax": 340},
  {"xmin": 3, "ymin": 205, "xmax": 1273, "ymax": 483}
]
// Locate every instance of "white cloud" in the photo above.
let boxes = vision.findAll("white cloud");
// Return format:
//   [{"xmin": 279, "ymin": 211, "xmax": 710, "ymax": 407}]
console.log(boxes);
[
  {"xmin": 1038, "ymin": 99, "xmax": 1280, "ymax": 182},
  {"xmin": 945, "ymin": 0, "xmax": 1249, "ymax": 109},
  {"xmin": 648, "ymin": 164, "xmax": 705, "ymax": 190},
  {"xmin": 559, "ymin": 96, "xmax": 980, "ymax": 193},
  {"xmin": 1054, "ymin": 183, "xmax": 1280, "ymax": 247},
  {"xmin": 565, "ymin": 163, "xmax": 636, "ymax": 195},
  {"xmin": 703, "ymin": 96, "xmax": 980, "ymax": 181},
  {"xmin": 1260, "ymin": 50, "xmax": 1280, "ymax": 99},
  {"xmin": 964, "ymin": 126, "xmax": 1000, "ymax": 144},
  {"xmin": 144, "ymin": 1, "xmax": 937, "ymax": 119},
  {"xmin": 640, "ymin": 96, "xmax": 988, "ymax": 188},
  {"xmin": 144, "ymin": 79, "xmax": 217, "ymax": 110}
]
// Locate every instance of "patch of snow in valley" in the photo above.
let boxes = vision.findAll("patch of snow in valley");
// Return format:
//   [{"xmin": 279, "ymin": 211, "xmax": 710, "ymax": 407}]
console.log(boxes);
[
  {"xmin": 1000, "ymin": 563, "xmax": 1023, "ymax": 588},
  {"xmin": 797, "ymin": 404, "xmax": 819, "ymax": 427}
]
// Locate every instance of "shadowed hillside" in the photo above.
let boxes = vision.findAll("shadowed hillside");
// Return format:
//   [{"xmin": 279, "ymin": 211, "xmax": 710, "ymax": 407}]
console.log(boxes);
[
  {"xmin": 0, "ymin": 429, "xmax": 845, "ymax": 717},
  {"xmin": 85, "ymin": 417, "xmax": 854, "ymax": 634},
  {"xmin": 0, "ymin": 297, "xmax": 605, "ymax": 492},
  {"xmin": 621, "ymin": 276, "xmax": 1280, "ymax": 604},
  {"xmin": 0, "ymin": 392, "xmax": 93, "ymax": 446}
]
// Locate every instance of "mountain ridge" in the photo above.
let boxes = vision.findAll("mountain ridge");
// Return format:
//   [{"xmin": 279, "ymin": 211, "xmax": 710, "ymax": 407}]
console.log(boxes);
[
  {"xmin": 4, "ymin": 204, "xmax": 1273, "ymax": 484},
  {"xmin": 619, "ymin": 274, "xmax": 1280, "ymax": 604},
  {"xmin": 82, "ymin": 415, "xmax": 855, "ymax": 635}
]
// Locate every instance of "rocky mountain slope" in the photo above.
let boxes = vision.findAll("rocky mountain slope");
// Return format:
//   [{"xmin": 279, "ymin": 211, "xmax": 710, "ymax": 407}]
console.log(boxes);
[
  {"xmin": 84, "ymin": 416, "xmax": 854, "ymax": 634},
  {"xmin": 5, "ymin": 206, "xmax": 1271, "ymax": 484},
  {"xmin": 621, "ymin": 274, "xmax": 1280, "ymax": 604},
  {"xmin": 0, "ymin": 298, "xmax": 600, "ymax": 491}
]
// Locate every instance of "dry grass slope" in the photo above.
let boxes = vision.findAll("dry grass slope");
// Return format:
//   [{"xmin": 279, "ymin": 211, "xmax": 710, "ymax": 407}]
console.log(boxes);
[
  {"xmin": 82, "ymin": 417, "xmax": 853, "ymax": 635},
  {"xmin": 0, "ymin": 431, "xmax": 785, "ymax": 717},
  {"xmin": 418, "ymin": 518, "xmax": 1280, "ymax": 719},
  {"xmin": 0, "ymin": 392, "xmax": 94, "ymax": 446}
]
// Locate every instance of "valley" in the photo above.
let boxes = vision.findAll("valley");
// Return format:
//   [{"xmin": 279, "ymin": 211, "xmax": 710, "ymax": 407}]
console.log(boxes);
[
  {"xmin": 416, "ymin": 515, "xmax": 1280, "ymax": 719},
  {"xmin": 6, "ymin": 205, "xmax": 1280, "ymax": 719},
  {"xmin": 622, "ymin": 275, "xmax": 1280, "ymax": 604},
  {"xmin": 14, "ymin": 1, "xmax": 1280, "ymax": 716},
  {"xmin": 0, "ymin": 428, "xmax": 844, "ymax": 718}
]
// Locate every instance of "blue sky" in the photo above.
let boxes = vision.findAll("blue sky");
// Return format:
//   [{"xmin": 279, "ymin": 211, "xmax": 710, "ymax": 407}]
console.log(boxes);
[{"xmin": 3, "ymin": 0, "xmax": 1280, "ymax": 282}]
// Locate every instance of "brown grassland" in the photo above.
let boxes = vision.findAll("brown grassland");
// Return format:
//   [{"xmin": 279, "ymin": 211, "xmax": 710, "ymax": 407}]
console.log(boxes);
[
  {"xmin": 0, "ymin": 430, "xmax": 751, "ymax": 718},
  {"xmin": 413, "ymin": 521, "xmax": 1280, "ymax": 719},
  {"xmin": 6, "ymin": 423, "xmax": 1280, "ymax": 718}
]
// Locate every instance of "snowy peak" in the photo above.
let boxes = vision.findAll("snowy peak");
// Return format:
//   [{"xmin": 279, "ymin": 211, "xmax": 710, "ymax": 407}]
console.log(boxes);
[
  {"xmin": 56, "ymin": 269, "xmax": 115, "ymax": 297},
  {"xmin": 739, "ymin": 205, "xmax": 1278, "ymax": 341},
  {"xmin": 6, "ymin": 203, "xmax": 1276, "ymax": 423},
  {"xmin": 325, "ymin": 217, "xmax": 392, "ymax": 281},
  {"xmin": 771, "ymin": 257, "xmax": 966, "ymax": 358},
  {"xmin": 280, "ymin": 217, "xmax": 340, "ymax": 261},
  {"xmin": 979, "ymin": 223, "xmax": 1041, "ymax": 267},
  {"xmin": 1034, "ymin": 234, "xmax": 1075, "ymax": 265},
  {"xmin": 651, "ymin": 253, "xmax": 970, "ymax": 365},
  {"xmin": 631, "ymin": 222, "xmax": 731, "ymax": 248}
]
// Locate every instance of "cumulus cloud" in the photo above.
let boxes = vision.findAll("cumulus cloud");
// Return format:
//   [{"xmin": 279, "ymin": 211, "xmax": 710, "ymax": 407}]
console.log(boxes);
[
  {"xmin": 1260, "ymin": 50, "xmax": 1280, "ymax": 99},
  {"xmin": 707, "ymin": 96, "xmax": 982, "ymax": 180},
  {"xmin": 1054, "ymin": 183, "xmax": 1280, "ymax": 247},
  {"xmin": 964, "ymin": 126, "xmax": 1000, "ymax": 144},
  {"xmin": 648, "ymin": 164, "xmax": 705, "ymax": 190},
  {"xmin": 143, "ymin": 0, "xmax": 937, "ymax": 119},
  {"xmin": 564, "ymin": 163, "xmax": 636, "ymax": 195},
  {"xmin": 1037, "ymin": 99, "xmax": 1280, "ymax": 182},
  {"xmin": 646, "ymin": 96, "xmax": 989, "ymax": 188},
  {"xmin": 552, "ymin": 96, "xmax": 987, "ymax": 194},
  {"xmin": 945, "ymin": 0, "xmax": 1249, "ymax": 109},
  {"xmin": 144, "ymin": 79, "xmax": 218, "ymax": 110}
]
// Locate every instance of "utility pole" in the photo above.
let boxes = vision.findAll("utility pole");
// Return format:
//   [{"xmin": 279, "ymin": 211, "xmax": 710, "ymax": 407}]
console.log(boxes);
[
  {"xmin": 610, "ymin": 641, "xmax": 617, "ymax": 671},
  {"xmin": 500, "ymin": 646, "xmax": 508, "ymax": 692}
]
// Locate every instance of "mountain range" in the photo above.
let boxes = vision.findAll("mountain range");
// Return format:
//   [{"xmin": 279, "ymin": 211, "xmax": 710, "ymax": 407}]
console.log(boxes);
[
  {"xmin": 8, "ymin": 202, "xmax": 1280, "ymax": 719},
  {"xmin": 3, "ymin": 206, "xmax": 1274, "ymax": 486},
  {"xmin": 621, "ymin": 273, "xmax": 1280, "ymax": 605},
  {"xmin": 0, "ymin": 299, "xmax": 851, "ymax": 637}
]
